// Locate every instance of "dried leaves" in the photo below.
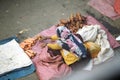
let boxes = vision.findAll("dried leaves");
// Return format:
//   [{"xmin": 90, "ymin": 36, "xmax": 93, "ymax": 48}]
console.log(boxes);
[{"xmin": 57, "ymin": 12, "xmax": 87, "ymax": 34}]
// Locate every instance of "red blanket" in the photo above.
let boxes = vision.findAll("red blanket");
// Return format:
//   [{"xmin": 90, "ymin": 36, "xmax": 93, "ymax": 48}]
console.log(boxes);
[
  {"xmin": 31, "ymin": 16, "xmax": 120, "ymax": 80},
  {"xmin": 88, "ymin": 0, "xmax": 120, "ymax": 20},
  {"xmin": 114, "ymin": 0, "xmax": 120, "ymax": 15},
  {"xmin": 32, "ymin": 26, "xmax": 71, "ymax": 80}
]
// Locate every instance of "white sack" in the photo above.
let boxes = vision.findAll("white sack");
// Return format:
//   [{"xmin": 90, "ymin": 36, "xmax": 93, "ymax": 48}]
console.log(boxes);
[
  {"xmin": 77, "ymin": 25, "xmax": 114, "ymax": 64},
  {"xmin": 0, "ymin": 39, "xmax": 32, "ymax": 75}
]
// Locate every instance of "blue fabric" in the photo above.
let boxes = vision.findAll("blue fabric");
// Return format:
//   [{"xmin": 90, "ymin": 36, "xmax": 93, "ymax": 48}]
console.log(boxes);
[
  {"xmin": 56, "ymin": 26, "xmax": 87, "ymax": 58},
  {"xmin": 0, "ymin": 64, "xmax": 35, "ymax": 80},
  {"xmin": 0, "ymin": 36, "xmax": 35, "ymax": 80},
  {"xmin": 0, "ymin": 36, "xmax": 19, "ymax": 45},
  {"xmin": 70, "ymin": 34, "xmax": 87, "ymax": 58}
]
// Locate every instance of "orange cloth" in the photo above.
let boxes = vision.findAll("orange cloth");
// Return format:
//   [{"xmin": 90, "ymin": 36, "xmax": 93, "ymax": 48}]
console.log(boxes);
[
  {"xmin": 114, "ymin": 0, "xmax": 120, "ymax": 15},
  {"xmin": 20, "ymin": 38, "xmax": 36, "ymax": 58}
]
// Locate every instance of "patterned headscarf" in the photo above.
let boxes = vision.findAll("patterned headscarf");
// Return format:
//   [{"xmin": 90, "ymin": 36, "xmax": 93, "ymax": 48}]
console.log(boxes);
[{"xmin": 56, "ymin": 26, "xmax": 87, "ymax": 58}]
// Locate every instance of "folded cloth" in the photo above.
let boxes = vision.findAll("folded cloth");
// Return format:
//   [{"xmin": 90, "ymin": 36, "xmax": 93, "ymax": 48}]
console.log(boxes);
[
  {"xmin": 0, "ymin": 37, "xmax": 32, "ymax": 75},
  {"xmin": 88, "ymin": 0, "xmax": 120, "ymax": 20},
  {"xmin": 0, "ymin": 64, "xmax": 35, "ymax": 80}
]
